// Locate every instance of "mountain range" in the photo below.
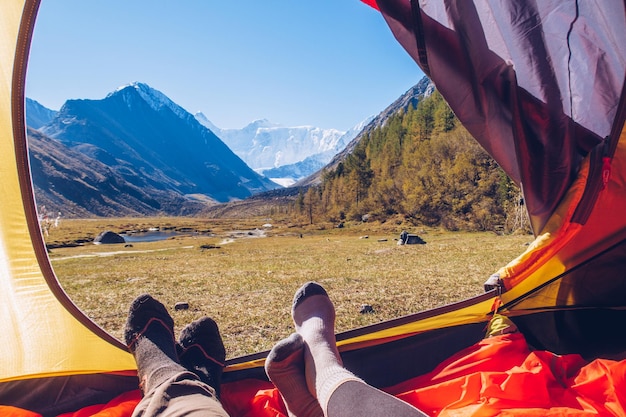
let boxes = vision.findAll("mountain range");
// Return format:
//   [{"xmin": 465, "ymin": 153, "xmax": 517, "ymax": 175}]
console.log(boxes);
[
  {"xmin": 30, "ymin": 83, "xmax": 279, "ymax": 216},
  {"xmin": 296, "ymin": 76, "xmax": 435, "ymax": 187},
  {"xmin": 194, "ymin": 115, "xmax": 363, "ymax": 186},
  {"xmin": 26, "ymin": 76, "xmax": 434, "ymax": 217},
  {"xmin": 259, "ymin": 117, "xmax": 373, "ymax": 186},
  {"xmin": 200, "ymin": 77, "xmax": 436, "ymax": 218}
]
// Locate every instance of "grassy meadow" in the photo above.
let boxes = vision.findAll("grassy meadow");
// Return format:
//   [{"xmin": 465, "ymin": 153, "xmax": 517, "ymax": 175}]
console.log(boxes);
[{"xmin": 45, "ymin": 217, "xmax": 532, "ymax": 358}]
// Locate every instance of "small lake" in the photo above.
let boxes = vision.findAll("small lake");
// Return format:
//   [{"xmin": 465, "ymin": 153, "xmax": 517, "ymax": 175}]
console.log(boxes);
[{"xmin": 120, "ymin": 230, "xmax": 196, "ymax": 242}]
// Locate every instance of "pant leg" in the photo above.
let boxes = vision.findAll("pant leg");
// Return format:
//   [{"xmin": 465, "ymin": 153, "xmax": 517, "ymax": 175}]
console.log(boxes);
[{"xmin": 132, "ymin": 371, "xmax": 230, "ymax": 417}]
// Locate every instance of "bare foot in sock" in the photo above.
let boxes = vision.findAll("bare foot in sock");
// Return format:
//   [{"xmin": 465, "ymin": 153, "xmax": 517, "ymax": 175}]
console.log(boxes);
[
  {"xmin": 292, "ymin": 282, "xmax": 362, "ymax": 413},
  {"xmin": 124, "ymin": 294, "xmax": 185, "ymax": 393},
  {"xmin": 178, "ymin": 316, "xmax": 226, "ymax": 398},
  {"xmin": 265, "ymin": 333, "xmax": 324, "ymax": 417}
]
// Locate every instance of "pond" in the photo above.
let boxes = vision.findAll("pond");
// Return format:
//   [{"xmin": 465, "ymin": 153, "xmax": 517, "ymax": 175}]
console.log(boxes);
[{"xmin": 120, "ymin": 230, "xmax": 196, "ymax": 242}]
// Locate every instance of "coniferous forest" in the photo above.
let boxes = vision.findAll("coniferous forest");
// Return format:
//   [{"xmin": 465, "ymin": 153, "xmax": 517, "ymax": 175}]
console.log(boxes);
[{"xmin": 294, "ymin": 91, "xmax": 524, "ymax": 232}]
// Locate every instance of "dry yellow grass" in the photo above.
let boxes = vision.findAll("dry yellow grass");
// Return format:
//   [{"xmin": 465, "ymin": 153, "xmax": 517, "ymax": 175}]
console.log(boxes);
[{"xmin": 46, "ymin": 217, "xmax": 532, "ymax": 358}]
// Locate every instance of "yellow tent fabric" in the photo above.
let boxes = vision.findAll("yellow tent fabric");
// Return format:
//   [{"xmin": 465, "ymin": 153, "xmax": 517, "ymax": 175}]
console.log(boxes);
[
  {"xmin": 1, "ymin": 0, "xmax": 625, "ymax": 414},
  {"xmin": 0, "ymin": 0, "xmax": 135, "ymax": 384}
]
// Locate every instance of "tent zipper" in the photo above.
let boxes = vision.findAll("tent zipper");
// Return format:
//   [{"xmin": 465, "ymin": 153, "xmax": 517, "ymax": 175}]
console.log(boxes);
[
  {"xmin": 571, "ymin": 78, "xmax": 626, "ymax": 225},
  {"xmin": 571, "ymin": 138, "xmax": 611, "ymax": 225}
]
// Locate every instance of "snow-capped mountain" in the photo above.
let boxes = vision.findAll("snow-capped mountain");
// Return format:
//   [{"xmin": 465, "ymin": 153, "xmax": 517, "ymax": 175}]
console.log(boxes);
[
  {"xmin": 260, "ymin": 117, "xmax": 374, "ymax": 186},
  {"xmin": 193, "ymin": 112, "xmax": 221, "ymax": 134},
  {"xmin": 110, "ymin": 82, "xmax": 192, "ymax": 122},
  {"xmin": 38, "ymin": 82, "xmax": 279, "ymax": 206},
  {"xmin": 195, "ymin": 116, "xmax": 348, "ymax": 170},
  {"xmin": 194, "ymin": 114, "xmax": 367, "ymax": 186}
]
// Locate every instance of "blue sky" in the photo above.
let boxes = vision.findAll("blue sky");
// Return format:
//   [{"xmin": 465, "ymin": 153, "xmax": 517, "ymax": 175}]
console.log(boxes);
[{"xmin": 26, "ymin": 1, "xmax": 424, "ymax": 131}]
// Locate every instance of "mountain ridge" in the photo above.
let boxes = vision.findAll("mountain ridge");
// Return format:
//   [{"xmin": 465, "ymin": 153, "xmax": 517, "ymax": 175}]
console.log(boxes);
[
  {"xmin": 195, "ymin": 113, "xmax": 363, "ymax": 184},
  {"xmin": 295, "ymin": 76, "xmax": 434, "ymax": 187},
  {"xmin": 28, "ymin": 128, "xmax": 206, "ymax": 217},
  {"xmin": 26, "ymin": 98, "xmax": 58, "ymax": 129},
  {"xmin": 27, "ymin": 76, "xmax": 433, "ymax": 218},
  {"xmin": 32, "ymin": 82, "xmax": 280, "ymax": 216},
  {"xmin": 200, "ymin": 76, "xmax": 435, "ymax": 218}
]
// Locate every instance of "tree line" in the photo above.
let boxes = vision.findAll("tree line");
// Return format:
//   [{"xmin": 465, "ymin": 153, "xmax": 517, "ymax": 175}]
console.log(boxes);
[{"xmin": 290, "ymin": 91, "xmax": 526, "ymax": 232}]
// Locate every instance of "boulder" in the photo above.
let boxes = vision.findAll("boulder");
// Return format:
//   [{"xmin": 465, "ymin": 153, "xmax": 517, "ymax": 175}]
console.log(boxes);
[{"xmin": 93, "ymin": 230, "xmax": 125, "ymax": 244}]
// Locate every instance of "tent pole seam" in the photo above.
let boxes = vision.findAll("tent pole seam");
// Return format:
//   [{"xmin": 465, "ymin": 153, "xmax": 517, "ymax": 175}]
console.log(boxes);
[{"xmin": 565, "ymin": 1, "xmax": 580, "ymax": 121}]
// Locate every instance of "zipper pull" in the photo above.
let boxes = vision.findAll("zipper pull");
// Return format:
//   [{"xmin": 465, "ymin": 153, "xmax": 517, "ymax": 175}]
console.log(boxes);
[
  {"xmin": 602, "ymin": 156, "xmax": 611, "ymax": 189},
  {"xmin": 601, "ymin": 136, "xmax": 612, "ymax": 190}
]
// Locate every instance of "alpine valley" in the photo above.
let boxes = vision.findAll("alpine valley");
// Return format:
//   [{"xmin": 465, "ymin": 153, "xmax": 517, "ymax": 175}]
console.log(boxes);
[{"xmin": 27, "ymin": 77, "xmax": 433, "ymax": 217}]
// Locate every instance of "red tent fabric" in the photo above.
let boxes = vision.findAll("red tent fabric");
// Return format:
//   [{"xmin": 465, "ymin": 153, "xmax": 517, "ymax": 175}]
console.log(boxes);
[
  {"xmin": 223, "ymin": 333, "xmax": 626, "ymax": 417},
  {"xmin": 390, "ymin": 333, "xmax": 626, "ymax": 416},
  {"xmin": 361, "ymin": 0, "xmax": 379, "ymax": 10},
  {"xmin": 6, "ymin": 334, "xmax": 626, "ymax": 416}
]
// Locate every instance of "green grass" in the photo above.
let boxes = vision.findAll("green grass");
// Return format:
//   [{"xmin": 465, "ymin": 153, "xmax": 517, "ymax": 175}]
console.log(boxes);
[{"xmin": 46, "ymin": 217, "xmax": 532, "ymax": 358}]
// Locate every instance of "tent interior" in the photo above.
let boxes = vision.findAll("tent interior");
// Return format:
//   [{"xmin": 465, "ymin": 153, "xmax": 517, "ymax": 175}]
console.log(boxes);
[{"xmin": 1, "ymin": 0, "xmax": 625, "ymax": 416}]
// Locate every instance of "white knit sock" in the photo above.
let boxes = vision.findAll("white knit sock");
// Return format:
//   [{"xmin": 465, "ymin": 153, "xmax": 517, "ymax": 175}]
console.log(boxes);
[{"xmin": 292, "ymin": 282, "xmax": 364, "ymax": 415}]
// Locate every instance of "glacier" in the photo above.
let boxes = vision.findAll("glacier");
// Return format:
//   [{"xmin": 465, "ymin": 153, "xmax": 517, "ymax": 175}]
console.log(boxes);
[{"xmin": 195, "ymin": 112, "xmax": 369, "ymax": 184}]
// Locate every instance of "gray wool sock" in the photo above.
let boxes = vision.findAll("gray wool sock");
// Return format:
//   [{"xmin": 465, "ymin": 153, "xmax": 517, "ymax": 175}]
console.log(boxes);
[{"xmin": 265, "ymin": 333, "xmax": 324, "ymax": 417}]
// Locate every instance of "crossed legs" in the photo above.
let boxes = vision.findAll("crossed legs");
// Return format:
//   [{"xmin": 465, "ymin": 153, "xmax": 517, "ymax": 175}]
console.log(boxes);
[
  {"xmin": 266, "ymin": 282, "xmax": 427, "ymax": 417},
  {"xmin": 125, "ymin": 283, "xmax": 427, "ymax": 417},
  {"xmin": 124, "ymin": 294, "xmax": 229, "ymax": 417}
]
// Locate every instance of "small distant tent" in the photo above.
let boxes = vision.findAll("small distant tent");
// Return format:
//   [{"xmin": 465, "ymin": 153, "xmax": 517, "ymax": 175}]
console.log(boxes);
[
  {"xmin": 1, "ymin": 0, "xmax": 625, "ymax": 416},
  {"xmin": 398, "ymin": 231, "xmax": 425, "ymax": 245}
]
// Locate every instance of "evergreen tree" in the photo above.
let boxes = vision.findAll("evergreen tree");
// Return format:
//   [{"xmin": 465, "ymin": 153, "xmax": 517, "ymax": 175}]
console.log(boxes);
[{"xmin": 314, "ymin": 90, "xmax": 518, "ymax": 231}]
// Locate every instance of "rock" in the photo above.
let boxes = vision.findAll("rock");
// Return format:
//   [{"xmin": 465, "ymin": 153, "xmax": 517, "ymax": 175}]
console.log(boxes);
[
  {"xmin": 200, "ymin": 244, "xmax": 220, "ymax": 250},
  {"xmin": 174, "ymin": 302, "xmax": 189, "ymax": 311},
  {"xmin": 93, "ymin": 230, "xmax": 125, "ymax": 244}
]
